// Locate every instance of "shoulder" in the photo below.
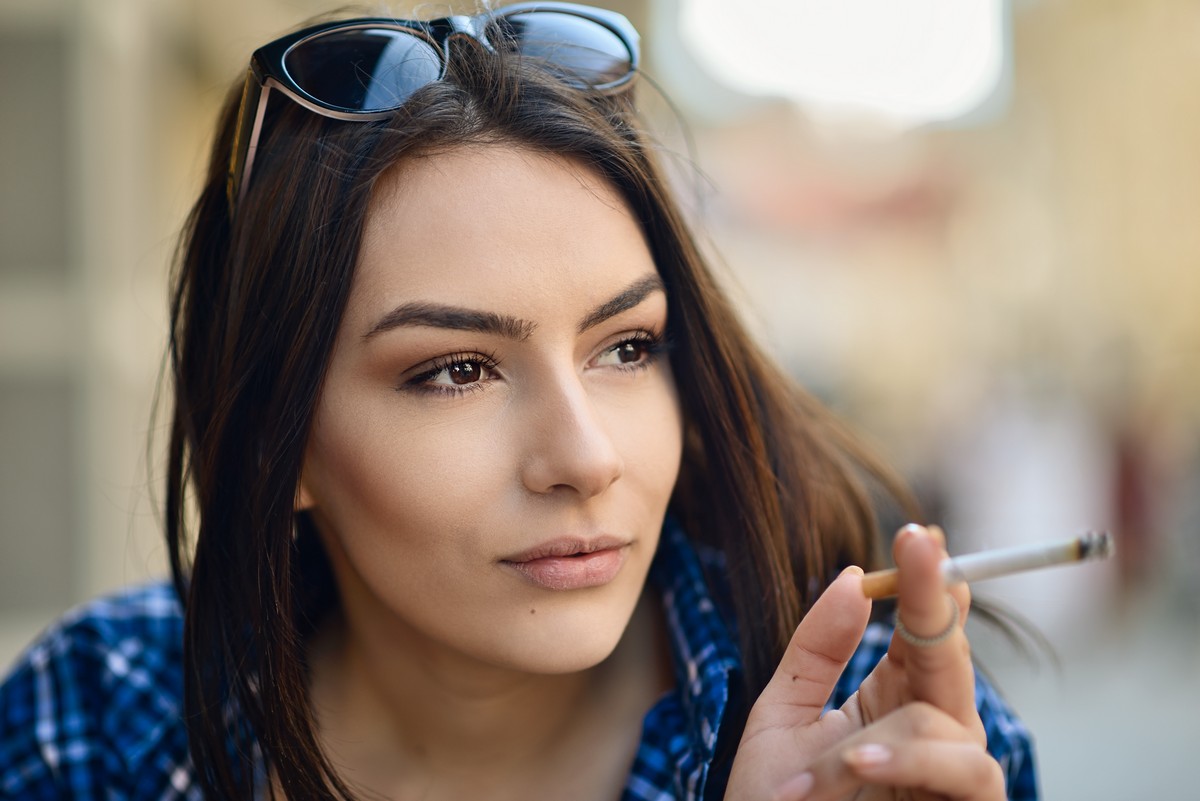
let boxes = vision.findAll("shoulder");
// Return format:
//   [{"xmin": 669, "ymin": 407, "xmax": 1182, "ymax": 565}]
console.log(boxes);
[
  {"xmin": 829, "ymin": 623, "xmax": 1040, "ymax": 801},
  {"xmin": 0, "ymin": 581, "xmax": 193, "ymax": 799},
  {"xmin": 5, "ymin": 580, "xmax": 185, "ymax": 695}
]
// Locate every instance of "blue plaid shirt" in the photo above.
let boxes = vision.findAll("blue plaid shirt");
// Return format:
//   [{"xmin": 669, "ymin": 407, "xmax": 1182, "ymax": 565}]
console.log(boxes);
[{"xmin": 1, "ymin": 523, "xmax": 1038, "ymax": 799}]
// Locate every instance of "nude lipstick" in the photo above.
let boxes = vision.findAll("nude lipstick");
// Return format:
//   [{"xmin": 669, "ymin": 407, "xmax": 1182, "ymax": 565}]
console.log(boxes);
[{"xmin": 501, "ymin": 537, "xmax": 629, "ymax": 591}]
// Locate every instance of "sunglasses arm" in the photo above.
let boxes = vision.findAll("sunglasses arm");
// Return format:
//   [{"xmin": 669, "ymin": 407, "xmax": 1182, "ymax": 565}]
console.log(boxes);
[{"xmin": 227, "ymin": 70, "xmax": 272, "ymax": 215}]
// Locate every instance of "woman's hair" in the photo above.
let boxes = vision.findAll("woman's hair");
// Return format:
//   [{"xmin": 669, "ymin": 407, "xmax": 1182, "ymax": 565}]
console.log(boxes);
[{"xmin": 165, "ymin": 30, "xmax": 914, "ymax": 800}]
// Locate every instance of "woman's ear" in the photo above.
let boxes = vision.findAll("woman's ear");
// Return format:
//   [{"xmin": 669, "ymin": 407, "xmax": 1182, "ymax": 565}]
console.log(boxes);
[{"xmin": 295, "ymin": 475, "xmax": 316, "ymax": 511}]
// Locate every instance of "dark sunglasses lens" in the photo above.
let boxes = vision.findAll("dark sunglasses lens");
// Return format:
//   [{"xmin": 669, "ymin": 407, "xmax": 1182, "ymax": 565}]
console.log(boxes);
[
  {"xmin": 284, "ymin": 28, "xmax": 442, "ymax": 112},
  {"xmin": 496, "ymin": 11, "xmax": 632, "ymax": 87}
]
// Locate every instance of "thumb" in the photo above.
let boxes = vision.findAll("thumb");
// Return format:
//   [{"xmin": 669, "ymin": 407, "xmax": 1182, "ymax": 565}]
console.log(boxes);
[{"xmin": 752, "ymin": 566, "xmax": 872, "ymax": 728}]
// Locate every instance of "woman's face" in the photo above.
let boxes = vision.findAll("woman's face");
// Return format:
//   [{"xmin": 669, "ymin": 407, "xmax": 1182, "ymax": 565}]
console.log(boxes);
[{"xmin": 299, "ymin": 145, "xmax": 683, "ymax": 674}]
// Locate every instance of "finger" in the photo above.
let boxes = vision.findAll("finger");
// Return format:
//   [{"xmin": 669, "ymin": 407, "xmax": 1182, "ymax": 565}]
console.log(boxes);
[
  {"xmin": 926, "ymin": 524, "xmax": 973, "ymax": 626},
  {"xmin": 755, "ymin": 565, "xmax": 872, "ymax": 728},
  {"xmin": 887, "ymin": 525, "xmax": 972, "ymax": 649},
  {"xmin": 889, "ymin": 525, "xmax": 979, "ymax": 731},
  {"xmin": 842, "ymin": 740, "xmax": 1005, "ymax": 800},
  {"xmin": 774, "ymin": 702, "xmax": 976, "ymax": 801}
]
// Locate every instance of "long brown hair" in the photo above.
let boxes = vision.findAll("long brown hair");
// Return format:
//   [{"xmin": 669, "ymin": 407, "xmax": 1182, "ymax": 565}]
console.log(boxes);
[{"xmin": 166, "ymin": 30, "xmax": 913, "ymax": 801}]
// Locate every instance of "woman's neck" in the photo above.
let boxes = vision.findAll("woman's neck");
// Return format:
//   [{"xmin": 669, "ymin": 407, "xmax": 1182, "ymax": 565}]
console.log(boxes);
[{"xmin": 307, "ymin": 590, "xmax": 673, "ymax": 799}]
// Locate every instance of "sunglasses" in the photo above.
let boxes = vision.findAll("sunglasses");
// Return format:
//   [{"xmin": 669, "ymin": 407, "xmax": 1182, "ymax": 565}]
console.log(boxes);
[{"xmin": 226, "ymin": 2, "xmax": 640, "ymax": 214}]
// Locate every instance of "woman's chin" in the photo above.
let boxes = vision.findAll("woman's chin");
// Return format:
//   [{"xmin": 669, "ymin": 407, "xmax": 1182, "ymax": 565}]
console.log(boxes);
[{"xmin": 475, "ymin": 612, "xmax": 633, "ymax": 676}]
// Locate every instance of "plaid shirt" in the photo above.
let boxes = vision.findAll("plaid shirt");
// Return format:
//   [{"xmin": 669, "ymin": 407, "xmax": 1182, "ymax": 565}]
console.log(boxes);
[{"xmin": 1, "ymin": 522, "xmax": 1038, "ymax": 800}]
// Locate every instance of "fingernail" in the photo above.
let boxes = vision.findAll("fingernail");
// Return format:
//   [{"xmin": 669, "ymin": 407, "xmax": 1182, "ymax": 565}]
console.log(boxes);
[
  {"xmin": 774, "ymin": 771, "xmax": 814, "ymax": 800},
  {"xmin": 840, "ymin": 565, "xmax": 864, "ymax": 577},
  {"xmin": 843, "ymin": 743, "xmax": 892, "ymax": 769}
]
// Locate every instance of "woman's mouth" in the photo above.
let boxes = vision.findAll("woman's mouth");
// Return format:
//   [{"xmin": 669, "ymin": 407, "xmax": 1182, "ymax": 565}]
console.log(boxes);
[{"xmin": 501, "ymin": 537, "xmax": 629, "ymax": 591}]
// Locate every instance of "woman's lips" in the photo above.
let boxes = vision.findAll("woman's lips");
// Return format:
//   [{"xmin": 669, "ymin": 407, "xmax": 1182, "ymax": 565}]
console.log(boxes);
[{"xmin": 501, "ymin": 538, "xmax": 629, "ymax": 591}]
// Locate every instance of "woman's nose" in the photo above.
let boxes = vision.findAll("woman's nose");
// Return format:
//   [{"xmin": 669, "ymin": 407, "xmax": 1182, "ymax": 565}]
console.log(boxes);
[{"xmin": 518, "ymin": 376, "xmax": 624, "ymax": 498}]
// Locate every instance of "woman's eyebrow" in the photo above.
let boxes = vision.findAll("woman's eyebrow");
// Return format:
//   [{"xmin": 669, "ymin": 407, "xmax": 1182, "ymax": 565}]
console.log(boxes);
[
  {"xmin": 363, "ymin": 273, "xmax": 666, "ymax": 341},
  {"xmin": 577, "ymin": 274, "xmax": 665, "ymax": 334},
  {"xmin": 364, "ymin": 304, "xmax": 536, "ymax": 341}
]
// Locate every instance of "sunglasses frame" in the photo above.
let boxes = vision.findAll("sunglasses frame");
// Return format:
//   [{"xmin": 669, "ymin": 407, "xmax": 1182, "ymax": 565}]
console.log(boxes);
[{"xmin": 226, "ymin": 2, "xmax": 640, "ymax": 214}]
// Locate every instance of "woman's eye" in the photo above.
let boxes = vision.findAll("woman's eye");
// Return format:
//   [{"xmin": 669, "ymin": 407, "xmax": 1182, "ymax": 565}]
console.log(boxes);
[
  {"xmin": 595, "ymin": 337, "xmax": 659, "ymax": 368},
  {"xmin": 405, "ymin": 354, "xmax": 499, "ymax": 394},
  {"xmin": 428, "ymin": 359, "xmax": 492, "ymax": 386}
]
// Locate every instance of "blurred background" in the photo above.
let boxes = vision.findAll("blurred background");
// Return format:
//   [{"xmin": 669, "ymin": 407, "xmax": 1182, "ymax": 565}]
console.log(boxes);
[{"xmin": 1, "ymin": 0, "xmax": 1196, "ymax": 796}]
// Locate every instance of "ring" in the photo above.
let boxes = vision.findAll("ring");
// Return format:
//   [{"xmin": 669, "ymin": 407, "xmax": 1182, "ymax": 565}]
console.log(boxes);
[{"xmin": 894, "ymin": 595, "xmax": 960, "ymax": 648}]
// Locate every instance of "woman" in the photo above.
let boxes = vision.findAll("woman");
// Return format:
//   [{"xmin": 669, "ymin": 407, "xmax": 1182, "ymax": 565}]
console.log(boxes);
[{"xmin": 0, "ymin": 4, "xmax": 1035, "ymax": 799}]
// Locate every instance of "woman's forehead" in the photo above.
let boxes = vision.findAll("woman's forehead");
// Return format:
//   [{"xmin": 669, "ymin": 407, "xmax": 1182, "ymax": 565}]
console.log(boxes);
[
  {"xmin": 350, "ymin": 144, "xmax": 653, "ymax": 316},
  {"xmin": 364, "ymin": 144, "xmax": 626, "ymax": 230}
]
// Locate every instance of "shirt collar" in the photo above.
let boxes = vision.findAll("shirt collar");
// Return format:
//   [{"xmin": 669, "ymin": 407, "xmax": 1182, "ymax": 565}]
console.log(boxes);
[{"xmin": 650, "ymin": 517, "xmax": 742, "ymax": 760}]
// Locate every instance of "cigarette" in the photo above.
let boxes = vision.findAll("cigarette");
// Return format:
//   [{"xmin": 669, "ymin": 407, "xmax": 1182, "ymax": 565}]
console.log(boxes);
[{"xmin": 860, "ymin": 531, "xmax": 1114, "ymax": 599}]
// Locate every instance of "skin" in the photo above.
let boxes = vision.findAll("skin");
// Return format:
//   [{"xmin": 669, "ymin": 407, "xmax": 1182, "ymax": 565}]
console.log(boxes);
[
  {"xmin": 726, "ymin": 525, "xmax": 1006, "ymax": 801},
  {"xmin": 293, "ymin": 142, "xmax": 1003, "ymax": 800},
  {"xmin": 297, "ymin": 145, "xmax": 682, "ymax": 799}
]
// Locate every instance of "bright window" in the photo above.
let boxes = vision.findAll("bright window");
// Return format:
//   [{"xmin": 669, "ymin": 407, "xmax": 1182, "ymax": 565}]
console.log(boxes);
[{"xmin": 679, "ymin": 0, "xmax": 1008, "ymax": 127}]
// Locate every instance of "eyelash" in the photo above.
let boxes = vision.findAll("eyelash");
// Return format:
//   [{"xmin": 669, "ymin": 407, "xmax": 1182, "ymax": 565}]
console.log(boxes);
[
  {"xmin": 404, "ymin": 350, "xmax": 501, "ymax": 397},
  {"xmin": 401, "ymin": 330, "xmax": 670, "ymax": 398},
  {"xmin": 602, "ymin": 330, "xmax": 669, "ymax": 373}
]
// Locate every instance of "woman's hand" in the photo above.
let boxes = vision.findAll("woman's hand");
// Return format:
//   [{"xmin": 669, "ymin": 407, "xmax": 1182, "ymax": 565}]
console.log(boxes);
[{"xmin": 723, "ymin": 525, "xmax": 1006, "ymax": 801}]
